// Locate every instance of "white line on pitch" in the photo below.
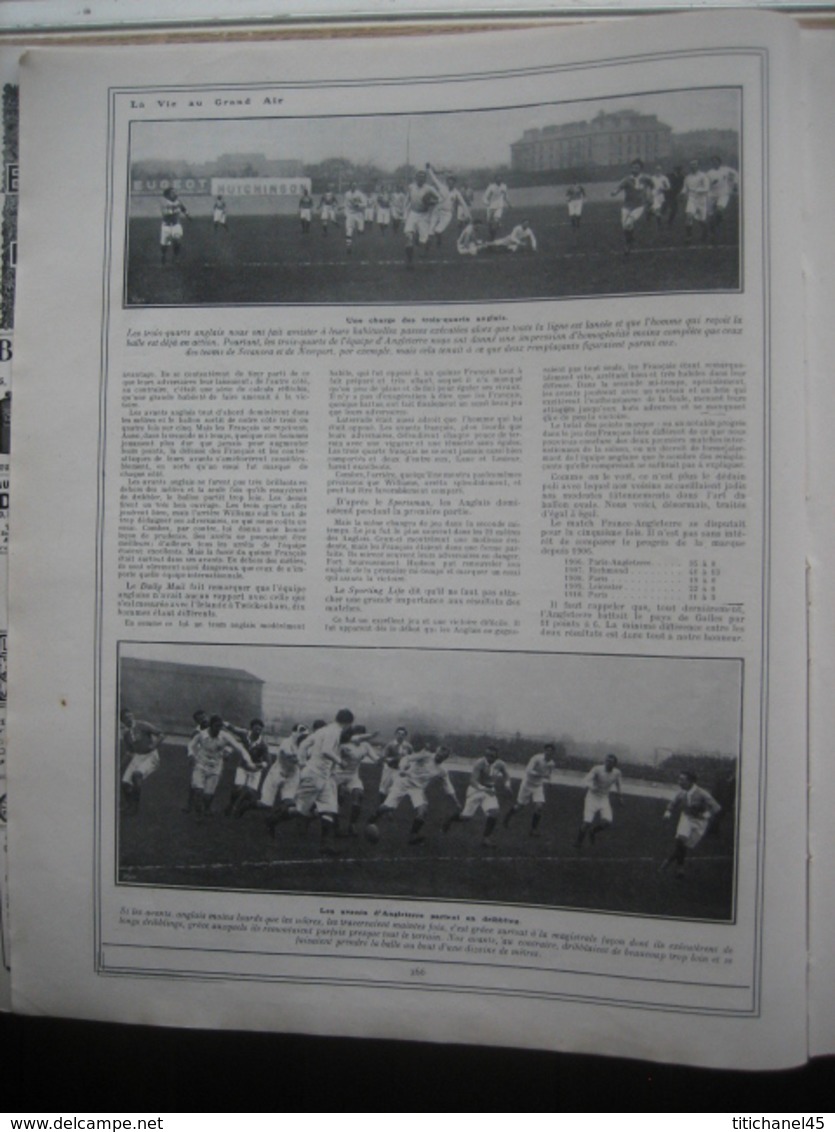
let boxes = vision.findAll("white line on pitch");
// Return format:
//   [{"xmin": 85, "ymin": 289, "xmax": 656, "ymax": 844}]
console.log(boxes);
[{"xmin": 124, "ymin": 853, "xmax": 733, "ymax": 872}]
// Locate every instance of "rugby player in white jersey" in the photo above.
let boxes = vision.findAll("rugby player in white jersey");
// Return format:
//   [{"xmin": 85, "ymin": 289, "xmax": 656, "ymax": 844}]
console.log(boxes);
[
  {"xmin": 187, "ymin": 714, "xmax": 250, "ymax": 820},
  {"xmin": 681, "ymin": 159, "xmax": 711, "ymax": 243},
  {"xmin": 404, "ymin": 169, "xmax": 439, "ymax": 267},
  {"xmin": 443, "ymin": 745, "xmax": 512, "ymax": 848},
  {"xmin": 263, "ymin": 723, "xmax": 308, "ymax": 832},
  {"xmin": 503, "ymin": 742, "xmax": 563, "ymax": 836},
  {"xmin": 659, "ymin": 771, "xmax": 721, "ymax": 878},
  {"xmin": 212, "ymin": 195, "xmax": 227, "ymax": 233},
  {"xmin": 334, "ymin": 724, "xmax": 380, "ymax": 837},
  {"xmin": 369, "ymin": 738, "xmax": 460, "ymax": 845},
  {"xmin": 292, "ymin": 708, "xmax": 355, "ymax": 854},
  {"xmin": 566, "ymin": 183, "xmax": 586, "ymax": 227},
  {"xmin": 489, "ymin": 220, "xmax": 537, "ymax": 253},
  {"xmin": 482, "ymin": 176, "xmax": 510, "ymax": 239},
  {"xmin": 342, "ymin": 183, "xmax": 367, "ymax": 255},
  {"xmin": 159, "ymin": 187, "xmax": 189, "ymax": 264},
  {"xmin": 575, "ymin": 753, "xmax": 623, "ymax": 848},
  {"xmin": 707, "ymin": 155, "xmax": 738, "ymax": 234}
]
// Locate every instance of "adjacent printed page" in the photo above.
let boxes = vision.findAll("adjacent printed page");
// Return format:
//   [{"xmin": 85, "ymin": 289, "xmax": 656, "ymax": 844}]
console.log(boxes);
[
  {"xmin": 0, "ymin": 50, "xmax": 16, "ymax": 1015},
  {"xmin": 803, "ymin": 22, "xmax": 835, "ymax": 1059},
  {"xmin": 9, "ymin": 13, "xmax": 808, "ymax": 1066}
]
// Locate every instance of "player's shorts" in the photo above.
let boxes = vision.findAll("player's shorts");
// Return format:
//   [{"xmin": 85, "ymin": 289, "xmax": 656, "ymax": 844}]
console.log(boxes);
[
  {"xmin": 486, "ymin": 206, "xmax": 505, "ymax": 225},
  {"xmin": 379, "ymin": 763, "xmax": 399, "ymax": 797},
  {"xmin": 621, "ymin": 206, "xmax": 645, "ymax": 231},
  {"xmin": 404, "ymin": 210, "xmax": 432, "ymax": 244},
  {"xmin": 334, "ymin": 769, "xmax": 363, "ymax": 794},
  {"xmin": 517, "ymin": 779, "xmax": 546, "ymax": 807},
  {"xmin": 191, "ymin": 762, "xmax": 221, "ymax": 795},
  {"xmin": 382, "ymin": 777, "xmax": 427, "ymax": 811},
  {"xmin": 122, "ymin": 752, "xmax": 159, "ymax": 784},
  {"xmin": 568, "ymin": 200, "xmax": 584, "ymax": 217},
  {"xmin": 321, "ymin": 206, "xmax": 337, "ymax": 223},
  {"xmin": 651, "ymin": 192, "xmax": 666, "ymax": 214},
  {"xmin": 212, "ymin": 211, "xmax": 226, "ymax": 225},
  {"xmin": 685, "ymin": 196, "xmax": 708, "ymax": 222},
  {"xmin": 676, "ymin": 812, "xmax": 709, "ymax": 849},
  {"xmin": 364, "ymin": 207, "xmax": 375, "ymax": 222},
  {"xmin": 583, "ymin": 793, "xmax": 613, "ymax": 824},
  {"xmin": 260, "ymin": 764, "xmax": 299, "ymax": 808},
  {"xmin": 430, "ymin": 208, "xmax": 454, "ymax": 236},
  {"xmin": 709, "ymin": 192, "xmax": 732, "ymax": 214},
  {"xmin": 160, "ymin": 221, "xmax": 183, "ymax": 246},
  {"xmin": 299, "ymin": 208, "xmax": 312, "ymax": 222},
  {"xmin": 345, "ymin": 212, "xmax": 365, "ymax": 237},
  {"xmin": 376, "ymin": 207, "xmax": 391, "ymax": 225},
  {"xmin": 462, "ymin": 786, "xmax": 499, "ymax": 818},
  {"xmin": 234, "ymin": 765, "xmax": 264, "ymax": 792},
  {"xmin": 294, "ymin": 770, "xmax": 338, "ymax": 817}
]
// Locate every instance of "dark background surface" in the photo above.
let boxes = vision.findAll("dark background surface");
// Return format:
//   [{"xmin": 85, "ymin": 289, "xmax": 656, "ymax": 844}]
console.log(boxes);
[{"xmin": 1, "ymin": 1011, "xmax": 831, "ymax": 1110}]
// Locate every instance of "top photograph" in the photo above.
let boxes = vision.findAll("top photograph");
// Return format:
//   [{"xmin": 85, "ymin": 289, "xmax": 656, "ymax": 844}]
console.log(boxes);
[{"xmin": 124, "ymin": 87, "xmax": 741, "ymax": 307}]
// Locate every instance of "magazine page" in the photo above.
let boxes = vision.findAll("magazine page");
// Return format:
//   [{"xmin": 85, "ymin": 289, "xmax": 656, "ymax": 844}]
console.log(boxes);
[
  {"xmin": 9, "ymin": 12, "xmax": 808, "ymax": 1067},
  {"xmin": 803, "ymin": 22, "xmax": 835, "ymax": 1059},
  {"xmin": 0, "ymin": 48, "xmax": 16, "ymax": 1016}
]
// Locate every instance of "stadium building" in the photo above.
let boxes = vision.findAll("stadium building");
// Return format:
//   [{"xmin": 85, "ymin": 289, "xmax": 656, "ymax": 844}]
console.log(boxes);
[
  {"xmin": 119, "ymin": 657, "xmax": 264, "ymax": 731},
  {"xmin": 510, "ymin": 108, "xmax": 673, "ymax": 173}
]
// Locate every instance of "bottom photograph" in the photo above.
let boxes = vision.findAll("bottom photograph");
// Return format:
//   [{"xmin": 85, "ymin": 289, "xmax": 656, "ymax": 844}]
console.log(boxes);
[{"xmin": 116, "ymin": 642, "xmax": 741, "ymax": 922}]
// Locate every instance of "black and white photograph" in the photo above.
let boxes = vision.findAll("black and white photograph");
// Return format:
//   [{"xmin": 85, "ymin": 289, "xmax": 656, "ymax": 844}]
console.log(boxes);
[
  {"xmin": 117, "ymin": 642, "xmax": 740, "ymax": 922},
  {"xmin": 125, "ymin": 87, "xmax": 741, "ymax": 307}
]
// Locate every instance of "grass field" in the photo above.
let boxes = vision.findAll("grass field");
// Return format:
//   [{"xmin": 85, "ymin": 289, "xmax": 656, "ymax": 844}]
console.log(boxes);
[
  {"xmin": 125, "ymin": 201, "xmax": 740, "ymax": 306},
  {"xmin": 118, "ymin": 741, "xmax": 736, "ymax": 922}
]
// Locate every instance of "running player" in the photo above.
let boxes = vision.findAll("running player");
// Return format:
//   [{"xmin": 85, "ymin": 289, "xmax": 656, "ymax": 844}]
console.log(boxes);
[
  {"xmin": 182, "ymin": 709, "xmax": 209, "ymax": 812},
  {"xmin": 342, "ymin": 183, "xmax": 367, "ymax": 255},
  {"xmin": 364, "ymin": 187, "xmax": 377, "ymax": 229},
  {"xmin": 378, "ymin": 726, "xmax": 413, "ymax": 804},
  {"xmin": 566, "ymin": 183, "xmax": 586, "ymax": 227},
  {"xmin": 483, "ymin": 175, "xmax": 510, "ymax": 239},
  {"xmin": 120, "ymin": 709, "xmax": 166, "ymax": 815},
  {"xmin": 225, "ymin": 719, "xmax": 271, "ymax": 818},
  {"xmin": 681, "ymin": 159, "xmax": 711, "ymax": 243},
  {"xmin": 263, "ymin": 723, "xmax": 309, "ymax": 833},
  {"xmin": 159, "ymin": 186, "xmax": 189, "ymax": 264},
  {"xmin": 503, "ymin": 742, "xmax": 563, "ymax": 836},
  {"xmin": 375, "ymin": 185, "xmax": 392, "ymax": 233},
  {"xmin": 443, "ymin": 745, "xmax": 512, "ymax": 847},
  {"xmin": 404, "ymin": 169, "xmax": 439, "ymax": 267},
  {"xmin": 298, "ymin": 188, "xmax": 314, "ymax": 235},
  {"xmin": 611, "ymin": 159, "xmax": 653, "ymax": 254},
  {"xmin": 390, "ymin": 185, "xmax": 407, "ymax": 234},
  {"xmin": 659, "ymin": 771, "xmax": 722, "ymax": 878},
  {"xmin": 575, "ymin": 753, "xmax": 622, "ymax": 847},
  {"xmin": 334, "ymin": 724, "xmax": 380, "ymax": 837},
  {"xmin": 319, "ymin": 186, "xmax": 338, "ymax": 236},
  {"xmin": 426, "ymin": 165, "xmax": 469, "ymax": 247},
  {"xmin": 649, "ymin": 166, "xmax": 670, "ymax": 227},
  {"xmin": 369, "ymin": 738, "xmax": 460, "ymax": 845},
  {"xmin": 292, "ymin": 708, "xmax": 354, "ymax": 854},
  {"xmin": 707, "ymin": 155, "xmax": 738, "ymax": 234},
  {"xmin": 187, "ymin": 714, "xmax": 249, "ymax": 820},
  {"xmin": 212, "ymin": 195, "xmax": 227, "ymax": 233}
]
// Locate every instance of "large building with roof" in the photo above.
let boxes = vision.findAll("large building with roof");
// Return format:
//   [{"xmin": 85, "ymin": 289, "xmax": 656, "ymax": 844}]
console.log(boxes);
[
  {"xmin": 119, "ymin": 657, "xmax": 264, "ymax": 731},
  {"xmin": 510, "ymin": 109, "xmax": 673, "ymax": 174}
]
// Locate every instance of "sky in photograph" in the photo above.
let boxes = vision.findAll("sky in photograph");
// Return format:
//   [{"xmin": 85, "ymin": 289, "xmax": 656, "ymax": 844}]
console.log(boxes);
[
  {"xmin": 122, "ymin": 643, "xmax": 740, "ymax": 757},
  {"xmin": 131, "ymin": 88, "xmax": 740, "ymax": 173}
]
